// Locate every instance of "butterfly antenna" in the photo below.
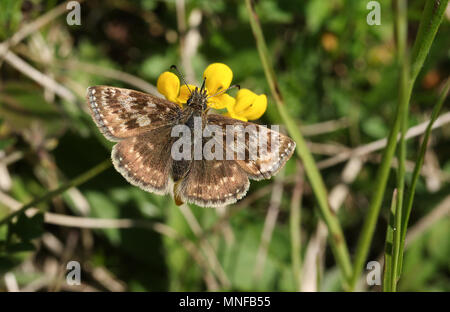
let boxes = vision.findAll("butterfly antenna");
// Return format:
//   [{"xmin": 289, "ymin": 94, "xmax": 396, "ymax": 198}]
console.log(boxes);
[
  {"xmin": 200, "ymin": 77, "xmax": 206, "ymax": 93},
  {"xmin": 207, "ymin": 84, "xmax": 240, "ymax": 99},
  {"xmin": 170, "ymin": 65, "xmax": 192, "ymax": 94}
]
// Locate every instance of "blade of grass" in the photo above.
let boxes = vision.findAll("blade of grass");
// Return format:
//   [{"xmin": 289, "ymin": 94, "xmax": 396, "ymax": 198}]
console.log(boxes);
[
  {"xmin": 350, "ymin": 0, "xmax": 449, "ymax": 290},
  {"xmin": 0, "ymin": 159, "xmax": 111, "ymax": 227},
  {"xmin": 410, "ymin": 0, "xmax": 449, "ymax": 82},
  {"xmin": 391, "ymin": 0, "xmax": 408, "ymax": 292},
  {"xmin": 397, "ymin": 77, "xmax": 450, "ymax": 278},
  {"xmin": 245, "ymin": 0, "xmax": 353, "ymax": 287},
  {"xmin": 382, "ymin": 189, "xmax": 398, "ymax": 292}
]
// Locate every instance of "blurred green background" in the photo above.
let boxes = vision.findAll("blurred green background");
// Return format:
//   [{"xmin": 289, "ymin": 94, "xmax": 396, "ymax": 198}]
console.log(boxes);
[{"xmin": 0, "ymin": 0, "xmax": 448, "ymax": 291}]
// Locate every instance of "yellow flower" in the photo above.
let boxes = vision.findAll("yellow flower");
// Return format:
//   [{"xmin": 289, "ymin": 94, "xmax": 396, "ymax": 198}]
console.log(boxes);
[
  {"xmin": 202, "ymin": 63, "xmax": 234, "ymax": 109},
  {"xmin": 226, "ymin": 89, "xmax": 267, "ymax": 122},
  {"xmin": 156, "ymin": 63, "xmax": 267, "ymax": 120},
  {"xmin": 177, "ymin": 84, "xmax": 197, "ymax": 104},
  {"xmin": 157, "ymin": 71, "xmax": 190, "ymax": 106}
]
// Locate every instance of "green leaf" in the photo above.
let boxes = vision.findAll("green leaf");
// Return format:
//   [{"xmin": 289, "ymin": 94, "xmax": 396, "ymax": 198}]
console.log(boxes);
[{"xmin": 362, "ymin": 116, "xmax": 388, "ymax": 139}]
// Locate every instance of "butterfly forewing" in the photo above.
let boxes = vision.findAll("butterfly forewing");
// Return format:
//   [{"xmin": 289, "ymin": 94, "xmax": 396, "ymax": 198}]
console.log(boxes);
[{"xmin": 87, "ymin": 86, "xmax": 180, "ymax": 142}]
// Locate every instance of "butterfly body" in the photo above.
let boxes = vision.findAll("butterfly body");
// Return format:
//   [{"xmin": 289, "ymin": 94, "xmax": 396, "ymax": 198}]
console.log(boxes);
[
  {"xmin": 170, "ymin": 111, "xmax": 196, "ymax": 183},
  {"xmin": 171, "ymin": 87, "xmax": 209, "ymax": 183},
  {"xmin": 87, "ymin": 85, "xmax": 295, "ymax": 208}
]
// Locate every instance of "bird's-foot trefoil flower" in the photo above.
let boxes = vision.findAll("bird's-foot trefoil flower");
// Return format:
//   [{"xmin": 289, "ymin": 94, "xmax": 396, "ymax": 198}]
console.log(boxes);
[
  {"xmin": 157, "ymin": 63, "xmax": 267, "ymax": 121},
  {"xmin": 226, "ymin": 88, "xmax": 267, "ymax": 122}
]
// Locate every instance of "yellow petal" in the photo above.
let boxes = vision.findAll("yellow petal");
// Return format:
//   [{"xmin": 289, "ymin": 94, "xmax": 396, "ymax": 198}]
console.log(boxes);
[
  {"xmin": 177, "ymin": 84, "xmax": 196, "ymax": 106},
  {"xmin": 208, "ymin": 93, "xmax": 235, "ymax": 110},
  {"xmin": 233, "ymin": 89, "xmax": 267, "ymax": 121},
  {"xmin": 234, "ymin": 88, "xmax": 256, "ymax": 112},
  {"xmin": 157, "ymin": 71, "xmax": 180, "ymax": 102},
  {"xmin": 225, "ymin": 111, "xmax": 248, "ymax": 121},
  {"xmin": 224, "ymin": 98, "xmax": 247, "ymax": 121},
  {"xmin": 203, "ymin": 63, "xmax": 233, "ymax": 95},
  {"xmin": 243, "ymin": 94, "xmax": 267, "ymax": 120}
]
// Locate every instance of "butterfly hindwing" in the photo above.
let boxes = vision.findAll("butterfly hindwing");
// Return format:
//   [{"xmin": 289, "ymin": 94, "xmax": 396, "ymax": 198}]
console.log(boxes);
[
  {"xmin": 206, "ymin": 114, "xmax": 296, "ymax": 181},
  {"xmin": 111, "ymin": 126, "xmax": 174, "ymax": 195},
  {"xmin": 176, "ymin": 159, "xmax": 250, "ymax": 208},
  {"xmin": 87, "ymin": 86, "xmax": 181, "ymax": 142}
]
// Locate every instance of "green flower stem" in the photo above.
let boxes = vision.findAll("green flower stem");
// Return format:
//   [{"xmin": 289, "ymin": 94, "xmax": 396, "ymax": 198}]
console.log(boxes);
[
  {"xmin": 349, "ymin": 0, "xmax": 448, "ymax": 290},
  {"xmin": 0, "ymin": 159, "xmax": 112, "ymax": 227},
  {"xmin": 245, "ymin": 0, "xmax": 353, "ymax": 286}
]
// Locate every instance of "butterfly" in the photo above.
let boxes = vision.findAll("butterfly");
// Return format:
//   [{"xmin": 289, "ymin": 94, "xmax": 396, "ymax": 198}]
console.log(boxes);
[{"xmin": 86, "ymin": 71, "xmax": 295, "ymax": 208}]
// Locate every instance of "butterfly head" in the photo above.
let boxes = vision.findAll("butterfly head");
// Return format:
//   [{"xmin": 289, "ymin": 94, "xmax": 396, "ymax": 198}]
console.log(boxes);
[
  {"xmin": 170, "ymin": 64, "xmax": 239, "ymax": 112},
  {"xmin": 186, "ymin": 86, "xmax": 208, "ymax": 111}
]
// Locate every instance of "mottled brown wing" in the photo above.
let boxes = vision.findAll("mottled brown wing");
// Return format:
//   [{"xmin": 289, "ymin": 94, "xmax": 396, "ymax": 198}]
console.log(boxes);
[
  {"xmin": 111, "ymin": 126, "xmax": 174, "ymax": 195},
  {"xmin": 87, "ymin": 86, "xmax": 180, "ymax": 142},
  {"xmin": 176, "ymin": 159, "xmax": 250, "ymax": 208},
  {"xmin": 206, "ymin": 114, "xmax": 296, "ymax": 181}
]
